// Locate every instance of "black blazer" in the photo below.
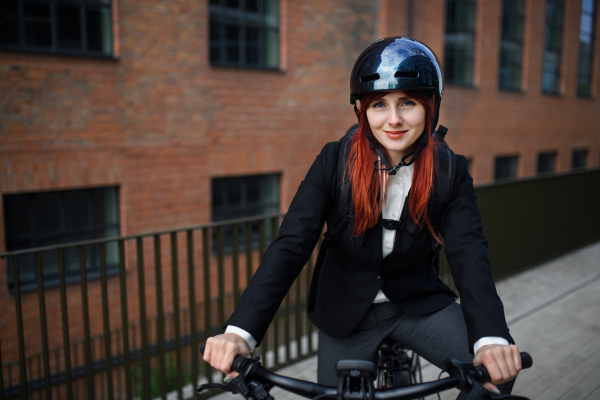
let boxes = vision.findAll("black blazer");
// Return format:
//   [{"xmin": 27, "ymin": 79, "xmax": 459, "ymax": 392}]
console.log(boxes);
[{"xmin": 225, "ymin": 141, "xmax": 513, "ymax": 352}]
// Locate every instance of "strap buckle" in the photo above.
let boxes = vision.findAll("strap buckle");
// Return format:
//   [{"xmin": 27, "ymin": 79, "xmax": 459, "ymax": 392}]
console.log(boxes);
[{"xmin": 380, "ymin": 219, "xmax": 402, "ymax": 230}]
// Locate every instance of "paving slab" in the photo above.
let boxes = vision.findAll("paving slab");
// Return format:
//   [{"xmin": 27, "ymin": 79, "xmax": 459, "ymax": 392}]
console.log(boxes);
[{"xmin": 207, "ymin": 241, "xmax": 600, "ymax": 400}]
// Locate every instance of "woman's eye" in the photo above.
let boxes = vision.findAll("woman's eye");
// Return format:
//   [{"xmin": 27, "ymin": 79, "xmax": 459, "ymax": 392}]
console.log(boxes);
[
  {"xmin": 402, "ymin": 100, "xmax": 416, "ymax": 106},
  {"xmin": 372, "ymin": 102, "xmax": 385, "ymax": 108}
]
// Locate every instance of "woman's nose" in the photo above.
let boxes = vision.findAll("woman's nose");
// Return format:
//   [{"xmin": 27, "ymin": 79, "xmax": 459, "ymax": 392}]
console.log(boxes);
[{"xmin": 388, "ymin": 110, "xmax": 402, "ymax": 125}]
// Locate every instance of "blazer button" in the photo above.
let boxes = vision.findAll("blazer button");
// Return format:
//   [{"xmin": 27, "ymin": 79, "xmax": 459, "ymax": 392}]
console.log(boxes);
[{"xmin": 377, "ymin": 273, "xmax": 381, "ymax": 279}]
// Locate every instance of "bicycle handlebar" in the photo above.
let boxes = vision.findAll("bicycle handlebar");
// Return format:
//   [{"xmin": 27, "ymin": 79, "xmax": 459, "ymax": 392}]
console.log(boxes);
[{"xmin": 199, "ymin": 342, "xmax": 532, "ymax": 400}]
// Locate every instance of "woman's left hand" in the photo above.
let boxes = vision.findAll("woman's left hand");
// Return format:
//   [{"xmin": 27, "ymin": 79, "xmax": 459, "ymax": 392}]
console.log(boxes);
[{"xmin": 473, "ymin": 344, "xmax": 521, "ymax": 394}]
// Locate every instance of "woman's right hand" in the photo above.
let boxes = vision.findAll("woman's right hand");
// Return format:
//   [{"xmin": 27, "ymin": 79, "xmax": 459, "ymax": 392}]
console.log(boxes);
[{"xmin": 202, "ymin": 333, "xmax": 251, "ymax": 378}]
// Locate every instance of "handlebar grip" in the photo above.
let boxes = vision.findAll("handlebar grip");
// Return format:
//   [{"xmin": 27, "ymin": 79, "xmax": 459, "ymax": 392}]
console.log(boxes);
[
  {"xmin": 520, "ymin": 352, "xmax": 533, "ymax": 369},
  {"xmin": 200, "ymin": 342, "xmax": 206, "ymax": 355},
  {"xmin": 474, "ymin": 352, "xmax": 533, "ymax": 382}
]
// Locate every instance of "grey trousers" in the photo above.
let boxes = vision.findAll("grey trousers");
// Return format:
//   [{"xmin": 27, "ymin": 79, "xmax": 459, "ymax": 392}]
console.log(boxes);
[{"xmin": 317, "ymin": 302, "xmax": 514, "ymax": 399}]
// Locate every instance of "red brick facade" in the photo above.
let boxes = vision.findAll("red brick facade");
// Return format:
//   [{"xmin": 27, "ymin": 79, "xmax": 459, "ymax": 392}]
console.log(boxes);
[{"xmin": 0, "ymin": 0, "xmax": 599, "ymax": 384}]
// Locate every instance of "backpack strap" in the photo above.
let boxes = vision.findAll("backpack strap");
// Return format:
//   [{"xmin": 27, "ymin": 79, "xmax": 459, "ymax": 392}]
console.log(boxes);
[{"xmin": 307, "ymin": 124, "xmax": 357, "ymax": 313}]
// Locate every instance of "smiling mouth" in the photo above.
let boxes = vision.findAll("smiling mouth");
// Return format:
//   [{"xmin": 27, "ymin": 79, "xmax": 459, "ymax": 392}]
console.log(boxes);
[{"xmin": 384, "ymin": 130, "xmax": 408, "ymax": 138}]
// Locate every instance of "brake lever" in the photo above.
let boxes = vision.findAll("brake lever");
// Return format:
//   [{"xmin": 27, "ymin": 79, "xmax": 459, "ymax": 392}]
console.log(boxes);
[
  {"xmin": 197, "ymin": 382, "xmax": 235, "ymax": 394},
  {"xmin": 197, "ymin": 356, "xmax": 274, "ymax": 400}
]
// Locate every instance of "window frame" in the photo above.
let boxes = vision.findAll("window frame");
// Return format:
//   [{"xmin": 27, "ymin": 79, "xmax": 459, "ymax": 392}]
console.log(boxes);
[
  {"xmin": 209, "ymin": 0, "xmax": 280, "ymax": 70},
  {"xmin": 444, "ymin": 0, "xmax": 478, "ymax": 86},
  {"xmin": 498, "ymin": 0, "xmax": 526, "ymax": 91},
  {"xmin": 4, "ymin": 186, "xmax": 121, "ymax": 292},
  {"xmin": 576, "ymin": 0, "xmax": 598, "ymax": 98},
  {"xmin": 0, "ymin": 0, "xmax": 114, "ymax": 59},
  {"xmin": 541, "ymin": 0, "xmax": 566, "ymax": 95}
]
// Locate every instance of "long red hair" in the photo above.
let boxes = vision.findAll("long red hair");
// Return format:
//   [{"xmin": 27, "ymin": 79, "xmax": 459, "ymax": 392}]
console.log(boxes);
[{"xmin": 347, "ymin": 90, "xmax": 440, "ymax": 241}]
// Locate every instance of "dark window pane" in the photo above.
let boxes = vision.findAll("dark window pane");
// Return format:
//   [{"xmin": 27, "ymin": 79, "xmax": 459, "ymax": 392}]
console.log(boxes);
[
  {"xmin": 246, "ymin": 176, "xmax": 259, "ymax": 206},
  {"xmin": 1, "ymin": 0, "xmax": 113, "ymax": 57},
  {"xmin": 86, "ymin": 7, "xmax": 112, "ymax": 53},
  {"xmin": 572, "ymin": 149, "xmax": 588, "ymax": 169},
  {"xmin": 265, "ymin": 0, "xmax": 278, "ymax": 27},
  {"xmin": 210, "ymin": 0, "xmax": 279, "ymax": 68},
  {"xmin": 4, "ymin": 187, "xmax": 120, "ymax": 290},
  {"xmin": 537, "ymin": 152, "xmax": 557, "ymax": 174},
  {"xmin": 0, "ymin": 0, "xmax": 19, "ymax": 45},
  {"xmin": 444, "ymin": 0, "xmax": 476, "ymax": 85},
  {"xmin": 24, "ymin": 1, "xmax": 52, "ymax": 47},
  {"xmin": 210, "ymin": 20, "xmax": 222, "ymax": 63},
  {"xmin": 93, "ymin": 187, "xmax": 118, "ymax": 225},
  {"xmin": 495, "ymin": 156, "xmax": 519, "ymax": 181},
  {"xmin": 542, "ymin": 0, "xmax": 565, "ymax": 94},
  {"xmin": 498, "ymin": 0, "xmax": 525, "ymax": 90},
  {"xmin": 4, "ymin": 194, "xmax": 31, "ymax": 235},
  {"xmin": 577, "ymin": 0, "xmax": 596, "ymax": 96},
  {"xmin": 212, "ymin": 174, "xmax": 281, "ymax": 251},
  {"xmin": 35, "ymin": 192, "xmax": 61, "ymax": 232},
  {"xmin": 65, "ymin": 190, "xmax": 89, "ymax": 229},
  {"xmin": 57, "ymin": 5, "xmax": 82, "ymax": 50},
  {"xmin": 225, "ymin": 24, "xmax": 240, "ymax": 63},
  {"xmin": 245, "ymin": 27, "xmax": 259, "ymax": 64},
  {"xmin": 264, "ymin": 29, "xmax": 278, "ymax": 67},
  {"xmin": 225, "ymin": 0, "xmax": 241, "ymax": 21}
]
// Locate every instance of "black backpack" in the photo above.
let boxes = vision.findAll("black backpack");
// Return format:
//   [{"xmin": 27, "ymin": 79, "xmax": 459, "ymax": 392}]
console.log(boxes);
[{"xmin": 307, "ymin": 124, "xmax": 457, "ymax": 313}]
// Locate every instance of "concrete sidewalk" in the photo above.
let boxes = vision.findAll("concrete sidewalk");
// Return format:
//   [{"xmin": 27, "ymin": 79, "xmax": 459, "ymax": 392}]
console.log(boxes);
[{"xmin": 212, "ymin": 241, "xmax": 600, "ymax": 400}]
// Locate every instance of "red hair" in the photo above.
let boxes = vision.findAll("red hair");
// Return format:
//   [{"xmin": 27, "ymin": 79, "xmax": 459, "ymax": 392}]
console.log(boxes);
[{"xmin": 347, "ymin": 90, "xmax": 440, "ymax": 241}]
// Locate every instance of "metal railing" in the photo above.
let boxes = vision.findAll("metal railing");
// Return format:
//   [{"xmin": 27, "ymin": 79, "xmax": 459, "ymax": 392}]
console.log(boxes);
[
  {"xmin": 438, "ymin": 167, "xmax": 600, "ymax": 281},
  {"xmin": 0, "ymin": 215, "xmax": 318, "ymax": 400},
  {"xmin": 2, "ymin": 166, "xmax": 599, "ymax": 400}
]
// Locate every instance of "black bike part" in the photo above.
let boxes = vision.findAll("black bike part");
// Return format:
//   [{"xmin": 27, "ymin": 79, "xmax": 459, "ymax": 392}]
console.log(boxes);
[{"xmin": 335, "ymin": 360, "xmax": 377, "ymax": 400}]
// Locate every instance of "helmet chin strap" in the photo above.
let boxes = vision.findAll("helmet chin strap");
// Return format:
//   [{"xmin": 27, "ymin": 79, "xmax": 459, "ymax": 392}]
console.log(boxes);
[{"xmin": 369, "ymin": 130, "xmax": 428, "ymax": 175}]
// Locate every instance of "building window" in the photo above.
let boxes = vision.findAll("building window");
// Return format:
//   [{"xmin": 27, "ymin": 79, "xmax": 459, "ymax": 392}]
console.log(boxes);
[
  {"xmin": 444, "ymin": 0, "xmax": 477, "ymax": 85},
  {"xmin": 537, "ymin": 152, "xmax": 557, "ymax": 174},
  {"xmin": 542, "ymin": 0, "xmax": 566, "ymax": 94},
  {"xmin": 4, "ymin": 187, "xmax": 120, "ymax": 291},
  {"xmin": 577, "ymin": 0, "xmax": 597, "ymax": 97},
  {"xmin": 0, "ymin": 0, "xmax": 113, "ymax": 57},
  {"xmin": 209, "ymin": 0, "xmax": 279, "ymax": 69},
  {"xmin": 212, "ymin": 173, "xmax": 280, "ymax": 250},
  {"xmin": 498, "ymin": 0, "xmax": 526, "ymax": 90},
  {"xmin": 495, "ymin": 155, "xmax": 519, "ymax": 181},
  {"xmin": 572, "ymin": 149, "xmax": 588, "ymax": 169}
]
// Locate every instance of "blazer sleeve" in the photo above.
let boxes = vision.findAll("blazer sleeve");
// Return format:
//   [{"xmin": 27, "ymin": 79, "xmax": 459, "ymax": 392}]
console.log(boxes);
[
  {"xmin": 438, "ymin": 155, "xmax": 514, "ymax": 352},
  {"xmin": 224, "ymin": 141, "xmax": 340, "ymax": 346}
]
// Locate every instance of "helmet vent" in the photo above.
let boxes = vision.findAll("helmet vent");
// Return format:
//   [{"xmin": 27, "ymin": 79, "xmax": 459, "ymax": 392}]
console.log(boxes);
[
  {"xmin": 394, "ymin": 71, "xmax": 419, "ymax": 79},
  {"xmin": 360, "ymin": 73, "xmax": 380, "ymax": 83}
]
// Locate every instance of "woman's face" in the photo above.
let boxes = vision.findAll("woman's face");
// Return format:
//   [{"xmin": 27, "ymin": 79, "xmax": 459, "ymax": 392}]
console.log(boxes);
[{"xmin": 365, "ymin": 91, "xmax": 427, "ymax": 166}]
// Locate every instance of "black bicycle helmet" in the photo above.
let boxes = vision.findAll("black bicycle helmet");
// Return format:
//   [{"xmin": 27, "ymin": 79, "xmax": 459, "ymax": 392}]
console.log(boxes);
[{"xmin": 349, "ymin": 37, "xmax": 445, "ymax": 174}]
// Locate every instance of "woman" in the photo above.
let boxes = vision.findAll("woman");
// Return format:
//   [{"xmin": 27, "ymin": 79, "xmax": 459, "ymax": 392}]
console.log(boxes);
[{"xmin": 203, "ymin": 37, "xmax": 521, "ymax": 397}]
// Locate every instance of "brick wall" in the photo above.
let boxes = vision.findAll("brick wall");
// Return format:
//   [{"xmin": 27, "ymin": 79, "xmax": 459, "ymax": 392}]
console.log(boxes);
[{"xmin": 0, "ymin": 0, "xmax": 599, "ymax": 378}]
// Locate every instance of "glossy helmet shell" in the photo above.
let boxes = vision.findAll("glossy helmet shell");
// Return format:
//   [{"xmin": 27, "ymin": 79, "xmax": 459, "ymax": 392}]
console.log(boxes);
[{"xmin": 349, "ymin": 37, "xmax": 444, "ymax": 106}]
